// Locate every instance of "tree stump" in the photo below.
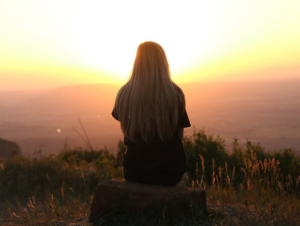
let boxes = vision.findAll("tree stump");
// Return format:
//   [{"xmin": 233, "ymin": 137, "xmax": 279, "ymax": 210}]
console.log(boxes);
[{"xmin": 89, "ymin": 179, "xmax": 206, "ymax": 223}]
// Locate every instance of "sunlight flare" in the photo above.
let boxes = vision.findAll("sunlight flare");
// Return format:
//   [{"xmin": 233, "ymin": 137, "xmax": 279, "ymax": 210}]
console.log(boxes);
[{"xmin": 1, "ymin": 0, "xmax": 300, "ymax": 89}]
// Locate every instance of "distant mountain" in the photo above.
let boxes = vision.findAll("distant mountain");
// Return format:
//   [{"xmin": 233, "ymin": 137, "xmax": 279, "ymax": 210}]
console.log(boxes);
[
  {"xmin": 1, "ymin": 84, "xmax": 122, "ymax": 121},
  {"xmin": 1, "ymin": 79, "xmax": 300, "ymax": 156},
  {"xmin": 0, "ymin": 90, "xmax": 47, "ymax": 107}
]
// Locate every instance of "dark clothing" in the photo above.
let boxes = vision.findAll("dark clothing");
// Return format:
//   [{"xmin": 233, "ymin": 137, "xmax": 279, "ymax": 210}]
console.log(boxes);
[{"xmin": 112, "ymin": 108, "xmax": 191, "ymax": 186}]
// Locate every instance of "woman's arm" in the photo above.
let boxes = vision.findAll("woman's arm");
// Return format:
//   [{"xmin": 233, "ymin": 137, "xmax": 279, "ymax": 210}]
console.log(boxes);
[{"xmin": 178, "ymin": 128, "xmax": 184, "ymax": 140}]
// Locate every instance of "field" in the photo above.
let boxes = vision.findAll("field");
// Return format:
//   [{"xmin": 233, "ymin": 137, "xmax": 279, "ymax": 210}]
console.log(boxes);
[{"xmin": 1, "ymin": 129, "xmax": 300, "ymax": 226}]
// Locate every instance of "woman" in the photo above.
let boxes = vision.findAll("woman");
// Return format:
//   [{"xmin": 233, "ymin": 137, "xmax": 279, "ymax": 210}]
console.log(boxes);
[{"xmin": 112, "ymin": 41, "xmax": 190, "ymax": 186}]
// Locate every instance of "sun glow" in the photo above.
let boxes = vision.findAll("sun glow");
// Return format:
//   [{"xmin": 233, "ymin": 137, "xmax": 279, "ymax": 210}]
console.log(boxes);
[
  {"xmin": 1, "ymin": 0, "xmax": 300, "ymax": 89},
  {"xmin": 70, "ymin": 1, "xmax": 209, "ymax": 81}
]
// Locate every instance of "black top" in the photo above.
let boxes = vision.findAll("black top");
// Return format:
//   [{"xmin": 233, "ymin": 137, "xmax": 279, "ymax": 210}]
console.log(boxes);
[{"xmin": 112, "ymin": 107, "xmax": 191, "ymax": 186}]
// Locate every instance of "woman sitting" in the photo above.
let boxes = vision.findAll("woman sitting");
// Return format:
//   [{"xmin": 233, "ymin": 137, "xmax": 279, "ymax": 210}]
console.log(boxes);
[{"xmin": 112, "ymin": 41, "xmax": 191, "ymax": 186}]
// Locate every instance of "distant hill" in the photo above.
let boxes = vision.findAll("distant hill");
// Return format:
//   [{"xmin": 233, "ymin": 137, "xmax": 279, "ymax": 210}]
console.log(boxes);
[
  {"xmin": 1, "ymin": 79, "xmax": 300, "ymax": 156},
  {"xmin": 0, "ymin": 138, "xmax": 21, "ymax": 159},
  {"xmin": 0, "ymin": 90, "xmax": 47, "ymax": 107},
  {"xmin": 1, "ymin": 84, "xmax": 122, "ymax": 120}
]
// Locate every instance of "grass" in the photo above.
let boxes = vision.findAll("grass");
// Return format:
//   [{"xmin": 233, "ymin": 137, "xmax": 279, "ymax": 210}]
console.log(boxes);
[
  {"xmin": 1, "ymin": 130, "xmax": 300, "ymax": 226},
  {"xmin": 202, "ymin": 155, "xmax": 300, "ymax": 226}
]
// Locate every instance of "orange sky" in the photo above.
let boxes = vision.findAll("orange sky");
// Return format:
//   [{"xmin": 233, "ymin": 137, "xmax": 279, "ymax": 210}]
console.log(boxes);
[{"xmin": 1, "ymin": 0, "xmax": 300, "ymax": 90}]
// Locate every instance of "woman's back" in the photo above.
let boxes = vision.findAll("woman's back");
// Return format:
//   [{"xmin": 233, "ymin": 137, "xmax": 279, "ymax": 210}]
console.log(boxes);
[{"xmin": 112, "ymin": 41, "xmax": 190, "ymax": 186}]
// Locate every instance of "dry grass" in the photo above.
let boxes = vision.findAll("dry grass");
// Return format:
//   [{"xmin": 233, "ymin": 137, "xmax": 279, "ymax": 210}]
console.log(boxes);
[
  {"xmin": 1, "ymin": 136, "xmax": 299, "ymax": 225},
  {"xmin": 190, "ymin": 150, "xmax": 300, "ymax": 226}
]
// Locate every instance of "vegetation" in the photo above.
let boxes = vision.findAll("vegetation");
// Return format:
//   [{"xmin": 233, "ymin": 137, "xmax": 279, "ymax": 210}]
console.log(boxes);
[
  {"xmin": 0, "ymin": 138, "xmax": 21, "ymax": 159},
  {"xmin": 0, "ymin": 129, "xmax": 299, "ymax": 225}
]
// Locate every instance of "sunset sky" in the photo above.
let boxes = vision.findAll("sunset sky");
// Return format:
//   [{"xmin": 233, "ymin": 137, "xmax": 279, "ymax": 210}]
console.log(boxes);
[{"xmin": 1, "ymin": 0, "xmax": 300, "ymax": 90}]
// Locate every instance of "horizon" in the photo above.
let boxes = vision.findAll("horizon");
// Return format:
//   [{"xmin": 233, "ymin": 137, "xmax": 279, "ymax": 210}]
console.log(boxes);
[
  {"xmin": 1, "ymin": 74, "xmax": 300, "ymax": 92},
  {"xmin": 1, "ymin": 79, "xmax": 300, "ymax": 156},
  {"xmin": 1, "ymin": 1, "xmax": 300, "ymax": 156}
]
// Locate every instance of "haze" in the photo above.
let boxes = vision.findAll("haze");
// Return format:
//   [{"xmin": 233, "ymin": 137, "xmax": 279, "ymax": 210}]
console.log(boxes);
[
  {"xmin": 1, "ymin": 79, "xmax": 300, "ymax": 157},
  {"xmin": 1, "ymin": 1, "xmax": 300, "ymax": 156}
]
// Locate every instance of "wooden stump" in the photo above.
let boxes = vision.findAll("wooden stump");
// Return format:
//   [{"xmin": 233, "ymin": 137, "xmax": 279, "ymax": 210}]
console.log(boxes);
[{"xmin": 89, "ymin": 179, "xmax": 206, "ymax": 223}]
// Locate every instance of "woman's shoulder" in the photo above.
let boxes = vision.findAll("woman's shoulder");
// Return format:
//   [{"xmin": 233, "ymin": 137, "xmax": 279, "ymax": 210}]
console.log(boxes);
[
  {"xmin": 117, "ymin": 84, "xmax": 127, "ymax": 94},
  {"xmin": 172, "ymin": 82, "xmax": 185, "ymax": 108},
  {"xmin": 115, "ymin": 84, "xmax": 129, "ymax": 100},
  {"xmin": 172, "ymin": 82, "xmax": 184, "ymax": 95}
]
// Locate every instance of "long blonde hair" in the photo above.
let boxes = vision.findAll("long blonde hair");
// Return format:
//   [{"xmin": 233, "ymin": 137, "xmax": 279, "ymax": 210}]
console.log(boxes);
[{"xmin": 114, "ymin": 41, "xmax": 185, "ymax": 143}]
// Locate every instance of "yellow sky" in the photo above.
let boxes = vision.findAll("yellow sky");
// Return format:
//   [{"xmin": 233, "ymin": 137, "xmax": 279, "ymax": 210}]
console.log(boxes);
[{"xmin": 1, "ymin": 0, "xmax": 300, "ymax": 90}]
